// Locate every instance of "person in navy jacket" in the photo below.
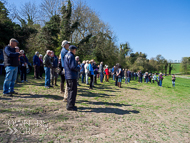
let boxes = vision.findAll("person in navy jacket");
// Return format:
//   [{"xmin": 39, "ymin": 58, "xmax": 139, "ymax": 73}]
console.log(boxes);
[
  {"xmin": 3, "ymin": 38, "xmax": 20, "ymax": 96},
  {"xmin": 33, "ymin": 51, "xmax": 41, "ymax": 79},
  {"xmin": 20, "ymin": 50, "xmax": 29, "ymax": 82},
  {"xmin": 64, "ymin": 45, "xmax": 80, "ymax": 111}
]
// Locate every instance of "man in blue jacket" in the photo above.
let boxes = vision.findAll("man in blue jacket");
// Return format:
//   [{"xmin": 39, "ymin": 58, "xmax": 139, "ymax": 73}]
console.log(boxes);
[
  {"xmin": 61, "ymin": 40, "xmax": 70, "ymax": 101},
  {"xmin": 33, "ymin": 51, "xmax": 40, "ymax": 79},
  {"xmin": 3, "ymin": 38, "xmax": 20, "ymax": 96},
  {"xmin": 64, "ymin": 45, "xmax": 80, "ymax": 111}
]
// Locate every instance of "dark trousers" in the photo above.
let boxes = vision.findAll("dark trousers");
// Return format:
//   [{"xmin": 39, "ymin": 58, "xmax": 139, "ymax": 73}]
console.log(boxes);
[
  {"xmin": 20, "ymin": 66, "xmax": 26, "ymax": 81},
  {"xmin": 115, "ymin": 76, "xmax": 118, "ymax": 86},
  {"xmin": 39, "ymin": 66, "xmax": 44, "ymax": 77},
  {"xmin": 90, "ymin": 75, "xmax": 93, "ymax": 88},
  {"xmin": 61, "ymin": 74, "xmax": 65, "ymax": 84},
  {"xmin": 100, "ymin": 73, "xmax": 104, "ymax": 82},
  {"xmin": 34, "ymin": 65, "xmax": 40, "ymax": 78},
  {"xmin": 66, "ymin": 79, "xmax": 77, "ymax": 109},
  {"xmin": 94, "ymin": 74, "xmax": 97, "ymax": 84}
]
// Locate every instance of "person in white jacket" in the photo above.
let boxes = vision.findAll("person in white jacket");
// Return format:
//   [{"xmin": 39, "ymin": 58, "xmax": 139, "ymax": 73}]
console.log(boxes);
[{"xmin": 84, "ymin": 60, "xmax": 89, "ymax": 85}]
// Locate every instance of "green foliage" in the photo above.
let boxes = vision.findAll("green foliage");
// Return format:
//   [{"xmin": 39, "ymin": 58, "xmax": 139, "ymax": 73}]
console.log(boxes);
[{"xmin": 180, "ymin": 57, "xmax": 190, "ymax": 74}]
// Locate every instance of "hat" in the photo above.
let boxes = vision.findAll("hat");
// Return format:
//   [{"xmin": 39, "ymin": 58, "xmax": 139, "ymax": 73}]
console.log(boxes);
[
  {"xmin": 69, "ymin": 45, "xmax": 78, "ymax": 50},
  {"xmin": 10, "ymin": 38, "xmax": 19, "ymax": 43},
  {"xmin": 61, "ymin": 40, "xmax": 70, "ymax": 47}
]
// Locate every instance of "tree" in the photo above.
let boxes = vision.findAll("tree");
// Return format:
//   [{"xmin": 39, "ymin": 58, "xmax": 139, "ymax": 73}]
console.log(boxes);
[{"xmin": 181, "ymin": 57, "xmax": 190, "ymax": 74}]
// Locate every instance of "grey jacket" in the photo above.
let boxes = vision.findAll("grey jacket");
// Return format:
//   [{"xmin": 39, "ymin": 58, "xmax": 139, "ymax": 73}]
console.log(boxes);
[
  {"xmin": 99, "ymin": 64, "xmax": 103, "ymax": 73},
  {"xmin": 43, "ymin": 54, "xmax": 52, "ymax": 68}
]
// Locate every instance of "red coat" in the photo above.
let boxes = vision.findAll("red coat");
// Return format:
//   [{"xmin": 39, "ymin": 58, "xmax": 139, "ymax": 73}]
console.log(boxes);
[{"xmin": 105, "ymin": 68, "xmax": 109, "ymax": 75}]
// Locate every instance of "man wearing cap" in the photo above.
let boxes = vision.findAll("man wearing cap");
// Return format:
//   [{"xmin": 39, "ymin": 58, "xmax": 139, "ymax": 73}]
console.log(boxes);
[
  {"xmin": 33, "ymin": 51, "xmax": 41, "ymax": 79},
  {"xmin": 3, "ymin": 38, "xmax": 21, "ymax": 96},
  {"xmin": 64, "ymin": 45, "xmax": 80, "ymax": 111},
  {"xmin": 61, "ymin": 40, "xmax": 70, "ymax": 101}
]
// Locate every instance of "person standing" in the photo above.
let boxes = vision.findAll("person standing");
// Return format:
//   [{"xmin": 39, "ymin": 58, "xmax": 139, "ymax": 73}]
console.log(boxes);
[
  {"xmin": 20, "ymin": 50, "xmax": 29, "ymax": 82},
  {"xmin": 33, "ymin": 51, "xmax": 40, "ymax": 79},
  {"xmin": 127, "ymin": 69, "xmax": 131, "ymax": 83},
  {"xmin": 124, "ymin": 68, "xmax": 128, "ymax": 84},
  {"xmin": 3, "ymin": 38, "xmax": 20, "ymax": 96},
  {"xmin": 88, "ymin": 60, "xmax": 94, "ymax": 89},
  {"xmin": 61, "ymin": 40, "xmax": 70, "ymax": 101},
  {"xmin": 93, "ymin": 62, "xmax": 98, "ymax": 84},
  {"xmin": 50, "ymin": 51, "xmax": 58, "ymax": 86},
  {"xmin": 75, "ymin": 56, "xmax": 80, "ymax": 86},
  {"xmin": 172, "ymin": 75, "xmax": 176, "ymax": 87},
  {"xmin": 99, "ymin": 62, "xmax": 104, "ymax": 83},
  {"xmin": 105, "ymin": 65, "xmax": 109, "ymax": 82},
  {"xmin": 159, "ymin": 73, "xmax": 164, "ymax": 87},
  {"xmin": 81, "ymin": 61, "xmax": 86, "ymax": 83},
  {"xmin": 111, "ymin": 66, "xmax": 115, "ymax": 81},
  {"xmin": 84, "ymin": 60, "xmax": 89, "ymax": 85},
  {"xmin": 39, "ymin": 54, "xmax": 44, "ymax": 78},
  {"xmin": 15, "ymin": 46, "xmax": 21, "ymax": 83},
  {"xmin": 43, "ymin": 50, "xmax": 52, "ymax": 88},
  {"xmin": 117, "ymin": 65, "xmax": 122, "ymax": 88},
  {"xmin": 64, "ymin": 45, "xmax": 80, "ymax": 111}
]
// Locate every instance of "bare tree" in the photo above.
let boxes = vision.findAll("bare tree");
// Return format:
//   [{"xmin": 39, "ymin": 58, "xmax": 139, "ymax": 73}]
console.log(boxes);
[{"xmin": 18, "ymin": 2, "xmax": 40, "ymax": 24}]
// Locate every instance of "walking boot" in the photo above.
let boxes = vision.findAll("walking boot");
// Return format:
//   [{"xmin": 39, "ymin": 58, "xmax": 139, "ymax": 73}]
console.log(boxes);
[
  {"xmin": 55, "ymin": 78, "xmax": 58, "ymax": 86},
  {"xmin": 60, "ymin": 83, "xmax": 64, "ymax": 93}
]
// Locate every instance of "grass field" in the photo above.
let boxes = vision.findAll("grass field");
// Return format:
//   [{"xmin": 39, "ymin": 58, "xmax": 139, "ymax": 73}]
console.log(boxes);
[
  {"xmin": 170, "ymin": 63, "xmax": 181, "ymax": 74},
  {"xmin": 0, "ymin": 74, "xmax": 190, "ymax": 143}
]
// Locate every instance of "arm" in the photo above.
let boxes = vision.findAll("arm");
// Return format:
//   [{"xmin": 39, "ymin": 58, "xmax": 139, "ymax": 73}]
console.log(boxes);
[
  {"xmin": 4, "ymin": 47, "xmax": 19, "ymax": 57},
  {"xmin": 69, "ymin": 56, "xmax": 80, "ymax": 72}
]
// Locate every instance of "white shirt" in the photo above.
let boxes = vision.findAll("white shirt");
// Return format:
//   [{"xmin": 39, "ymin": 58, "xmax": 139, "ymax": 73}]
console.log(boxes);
[{"xmin": 84, "ymin": 63, "xmax": 89, "ymax": 73}]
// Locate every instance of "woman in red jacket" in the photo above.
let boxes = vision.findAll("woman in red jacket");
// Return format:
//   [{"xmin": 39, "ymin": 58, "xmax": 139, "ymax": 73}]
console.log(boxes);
[{"xmin": 105, "ymin": 65, "xmax": 109, "ymax": 82}]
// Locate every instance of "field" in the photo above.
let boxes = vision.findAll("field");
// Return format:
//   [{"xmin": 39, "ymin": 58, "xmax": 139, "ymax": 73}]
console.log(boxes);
[
  {"xmin": 0, "ymin": 74, "xmax": 190, "ymax": 143},
  {"xmin": 170, "ymin": 63, "xmax": 181, "ymax": 74}
]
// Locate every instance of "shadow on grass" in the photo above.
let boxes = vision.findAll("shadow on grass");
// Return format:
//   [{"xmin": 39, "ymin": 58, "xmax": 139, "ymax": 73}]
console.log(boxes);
[
  {"xmin": 78, "ymin": 107, "xmax": 139, "ymax": 115},
  {"xmin": 14, "ymin": 94, "xmax": 63, "ymax": 100},
  {"xmin": 77, "ymin": 100, "xmax": 131, "ymax": 107},
  {"xmin": 78, "ymin": 91, "xmax": 115, "ymax": 98},
  {"xmin": 126, "ymin": 87, "xmax": 142, "ymax": 90},
  {"xmin": 0, "ymin": 97, "xmax": 12, "ymax": 100}
]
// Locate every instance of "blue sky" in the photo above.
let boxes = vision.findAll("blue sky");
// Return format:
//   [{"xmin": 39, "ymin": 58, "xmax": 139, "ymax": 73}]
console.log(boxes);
[{"xmin": 6, "ymin": 0, "xmax": 190, "ymax": 61}]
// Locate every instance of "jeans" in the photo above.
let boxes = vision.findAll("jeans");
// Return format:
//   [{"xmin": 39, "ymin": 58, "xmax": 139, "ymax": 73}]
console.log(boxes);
[
  {"xmin": 85, "ymin": 73, "xmax": 89, "ymax": 84},
  {"xmin": 3, "ymin": 66, "xmax": 18, "ymax": 94},
  {"xmin": 128, "ymin": 77, "xmax": 130, "ymax": 83},
  {"xmin": 140, "ymin": 77, "xmax": 142, "ymax": 83},
  {"xmin": 146, "ymin": 78, "xmax": 148, "ymax": 83},
  {"xmin": 118, "ymin": 77, "xmax": 122, "ymax": 82},
  {"xmin": 100, "ymin": 72, "xmax": 104, "ymax": 83},
  {"xmin": 172, "ymin": 81, "xmax": 175, "ymax": 87},
  {"xmin": 44, "ymin": 67, "xmax": 50, "ymax": 87},
  {"xmin": 113, "ymin": 74, "xmax": 115, "ymax": 81},
  {"xmin": 159, "ymin": 80, "xmax": 162, "ymax": 86},
  {"xmin": 81, "ymin": 73, "xmax": 85, "ymax": 83},
  {"xmin": 125, "ymin": 78, "xmax": 128, "ymax": 83}
]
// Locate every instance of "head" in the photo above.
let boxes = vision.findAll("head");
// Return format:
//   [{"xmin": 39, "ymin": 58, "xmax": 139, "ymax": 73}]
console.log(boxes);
[
  {"xmin": 69, "ymin": 45, "xmax": 78, "ymax": 55},
  {"xmin": 15, "ymin": 46, "xmax": 19, "ymax": 52},
  {"xmin": 61, "ymin": 40, "xmax": 70, "ymax": 50},
  {"xmin": 75, "ymin": 56, "xmax": 79, "ymax": 61},
  {"xmin": 20, "ymin": 50, "xmax": 24, "ymax": 55},
  {"xmin": 94, "ymin": 62, "xmax": 96, "ymax": 65},
  {"xmin": 128, "ymin": 69, "xmax": 130, "ymax": 71},
  {"xmin": 100, "ymin": 62, "xmax": 103, "ymax": 65},
  {"xmin": 9, "ymin": 38, "xmax": 19, "ymax": 48},
  {"xmin": 46, "ymin": 50, "xmax": 51, "ymax": 56},
  {"xmin": 89, "ymin": 60, "xmax": 93, "ymax": 64},
  {"xmin": 50, "ymin": 51, "xmax": 54, "ymax": 57},
  {"xmin": 173, "ymin": 74, "xmax": 175, "ymax": 77},
  {"xmin": 114, "ymin": 66, "xmax": 115, "ymax": 68},
  {"xmin": 78, "ymin": 62, "xmax": 81, "ymax": 65},
  {"xmin": 86, "ymin": 60, "xmax": 89, "ymax": 64},
  {"xmin": 35, "ymin": 51, "xmax": 39, "ymax": 56},
  {"xmin": 83, "ymin": 60, "xmax": 86, "ymax": 64},
  {"xmin": 39, "ymin": 54, "xmax": 43, "ymax": 59}
]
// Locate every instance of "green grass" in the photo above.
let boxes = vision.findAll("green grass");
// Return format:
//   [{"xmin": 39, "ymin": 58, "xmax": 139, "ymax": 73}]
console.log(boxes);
[{"xmin": 170, "ymin": 63, "xmax": 181, "ymax": 74}]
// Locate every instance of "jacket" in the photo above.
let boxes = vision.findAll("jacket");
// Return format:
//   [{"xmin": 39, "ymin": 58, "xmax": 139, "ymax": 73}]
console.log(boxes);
[
  {"xmin": 88, "ymin": 64, "xmax": 94, "ymax": 75},
  {"xmin": 99, "ymin": 64, "xmax": 103, "ymax": 73},
  {"xmin": 3, "ymin": 45, "xmax": 20, "ymax": 67},
  {"xmin": 43, "ymin": 54, "xmax": 52, "ymax": 68},
  {"xmin": 64, "ymin": 51, "xmax": 80, "ymax": 79},
  {"xmin": 52, "ymin": 55, "xmax": 58, "ymax": 68},
  {"xmin": 105, "ymin": 68, "xmax": 109, "ymax": 75},
  {"xmin": 81, "ymin": 63, "xmax": 85, "ymax": 73},
  {"xmin": 33, "ymin": 55, "xmax": 40, "ymax": 66},
  {"xmin": 20, "ymin": 55, "xmax": 29, "ymax": 66},
  {"xmin": 127, "ymin": 71, "xmax": 131, "ymax": 77},
  {"xmin": 61, "ymin": 47, "xmax": 68, "ymax": 68}
]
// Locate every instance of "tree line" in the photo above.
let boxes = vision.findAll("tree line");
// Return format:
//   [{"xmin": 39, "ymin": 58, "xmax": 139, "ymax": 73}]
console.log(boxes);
[{"xmin": 0, "ymin": 0, "xmax": 179, "ymax": 74}]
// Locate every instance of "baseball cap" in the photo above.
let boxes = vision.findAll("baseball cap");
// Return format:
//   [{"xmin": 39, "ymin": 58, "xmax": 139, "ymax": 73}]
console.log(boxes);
[
  {"xmin": 61, "ymin": 40, "xmax": 70, "ymax": 47},
  {"xmin": 69, "ymin": 45, "xmax": 78, "ymax": 50}
]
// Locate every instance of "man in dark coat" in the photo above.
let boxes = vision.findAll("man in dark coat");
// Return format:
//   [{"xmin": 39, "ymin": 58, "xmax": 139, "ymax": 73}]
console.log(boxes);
[
  {"xmin": 64, "ymin": 45, "xmax": 80, "ymax": 111},
  {"xmin": 3, "ymin": 38, "xmax": 20, "ymax": 96}
]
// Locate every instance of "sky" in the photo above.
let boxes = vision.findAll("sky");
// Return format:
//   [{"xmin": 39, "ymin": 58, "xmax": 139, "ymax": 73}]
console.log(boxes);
[{"xmin": 6, "ymin": 0, "xmax": 190, "ymax": 61}]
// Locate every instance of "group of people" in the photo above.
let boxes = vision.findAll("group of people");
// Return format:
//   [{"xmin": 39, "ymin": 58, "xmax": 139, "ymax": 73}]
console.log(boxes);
[{"xmin": 2, "ymin": 38, "xmax": 176, "ymax": 112}]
